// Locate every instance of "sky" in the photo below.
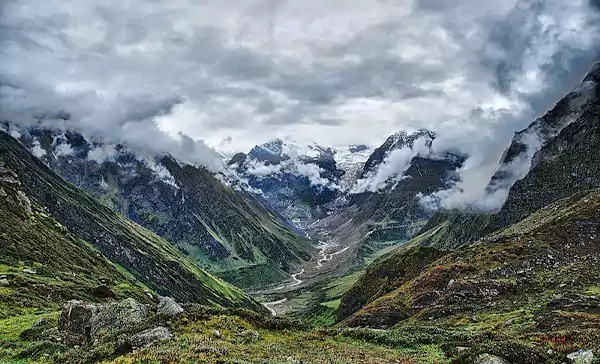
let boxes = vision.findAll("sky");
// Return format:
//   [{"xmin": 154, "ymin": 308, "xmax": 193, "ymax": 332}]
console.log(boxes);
[{"xmin": 1, "ymin": 0, "xmax": 600, "ymax": 206}]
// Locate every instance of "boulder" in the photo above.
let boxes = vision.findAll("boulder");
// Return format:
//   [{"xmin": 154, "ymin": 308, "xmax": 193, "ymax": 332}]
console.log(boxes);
[
  {"xmin": 58, "ymin": 300, "xmax": 100, "ymax": 345},
  {"xmin": 130, "ymin": 326, "xmax": 172, "ymax": 348},
  {"xmin": 472, "ymin": 353, "xmax": 511, "ymax": 364},
  {"xmin": 567, "ymin": 349, "xmax": 594, "ymax": 364},
  {"xmin": 157, "ymin": 296, "xmax": 184, "ymax": 317},
  {"xmin": 92, "ymin": 284, "xmax": 116, "ymax": 299},
  {"xmin": 90, "ymin": 298, "xmax": 149, "ymax": 341}
]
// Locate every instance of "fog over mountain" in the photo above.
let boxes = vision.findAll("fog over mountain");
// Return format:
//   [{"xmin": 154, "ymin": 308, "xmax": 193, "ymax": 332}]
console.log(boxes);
[{"xmin": 1, "ymin": 0, "xmax": 599, "ymax": 209}]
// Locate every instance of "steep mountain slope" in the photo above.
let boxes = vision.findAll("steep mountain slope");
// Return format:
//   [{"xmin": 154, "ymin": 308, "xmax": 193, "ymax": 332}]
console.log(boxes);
[
  {"xmin": 316, "ymin": 130, "xmax": 465, "ymax": 263},
  {"xmin": 0, "ymin": 164, "xmax": 153, "ymax": 316},
  {"xmin": 487, "ymin": 63, "xmax": 599, "ymax": 195},
  {"xmin": 338, "ymin": 188, "xmax": 600, "ymax": 338},
  {"xmin": 9, "ymin": 128, "xmax": 313, "ymax": 289},
  {"xmin": 417, "ymin": 62, "xmax": 600, "ymax": 250},
  {"xmin": 0, "ymin": 131, "xmax": 263, "ymax": 311}
]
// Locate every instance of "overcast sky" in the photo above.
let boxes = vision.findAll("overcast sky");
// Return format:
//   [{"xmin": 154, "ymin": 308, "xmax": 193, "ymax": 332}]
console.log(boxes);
[{"xmin": 1, "ymin": 0, "xmax": 599, "ymax": 167}]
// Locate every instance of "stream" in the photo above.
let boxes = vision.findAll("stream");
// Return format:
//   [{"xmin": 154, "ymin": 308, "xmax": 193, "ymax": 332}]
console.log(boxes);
[{"xmin": 261, "ymin": 239, "xmax": 345, "ymax": 315}]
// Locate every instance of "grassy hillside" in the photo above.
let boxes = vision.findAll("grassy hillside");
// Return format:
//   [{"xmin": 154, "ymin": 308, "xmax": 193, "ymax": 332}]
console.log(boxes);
[
  {"xmin": 336, "ymin": 188, "xmax": 600, "ymax": 361},
  {"xmin": 0, "ymin": 131, "xmax": 262, "ymax": 312}
]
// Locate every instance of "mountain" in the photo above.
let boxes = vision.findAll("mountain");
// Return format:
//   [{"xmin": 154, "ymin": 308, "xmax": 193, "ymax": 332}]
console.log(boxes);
[
  {"xmin": 415, "ymin": 62, "xmax": 600, "ymax": 250},
  {"xmin": 228, "ymin": 140, "xmax": 370, "ymax": 228},
  {"xmin": 5, "ymin": 128, "xmax": 313, "ymax": 289},
  {"xmin": 0, "ymin": 130, "xmax": 263, "ymax": 311},
  {"xmin": 318, "ymin": 130, "xmax": 465, "ymax": 263},
  {"xmin": 487, "ymin": 64, "xmax": 599, "ymax": 196},
  {"xmin": 358, "ymin": 129, "xmax": 436, "ymax": 179},
  {"xmin": 337, "ymin": 187, "xmax": 600, "ymax": 354}
]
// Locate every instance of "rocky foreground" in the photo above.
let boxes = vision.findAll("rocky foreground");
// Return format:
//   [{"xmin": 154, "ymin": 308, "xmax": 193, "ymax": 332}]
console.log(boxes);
[{"xmin": 4, "ymin": 295, "xmax": 593, "ymax": 364}]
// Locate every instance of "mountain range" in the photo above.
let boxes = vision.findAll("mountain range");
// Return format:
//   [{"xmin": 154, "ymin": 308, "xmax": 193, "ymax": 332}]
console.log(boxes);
[{"xmin": 0, "ymin": 62, "xmax": 599, "ymax": 363}]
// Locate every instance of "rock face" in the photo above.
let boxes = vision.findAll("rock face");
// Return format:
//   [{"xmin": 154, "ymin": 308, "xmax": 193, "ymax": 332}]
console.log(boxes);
[
  {"xmin": 157, "ymin": 296, "xmax": 184, "ymax": 317},
  {"xmin": 130, "ymin": 326, "xmax": 173, "ymax": 348},
  {"xmin": 58, "ymin": 300, "xmax": 100, "ymax": 345},
  {"xmin": 90, "ymin": 298, "xmax": 149, "ymax": 340},
  {"xmin": 567, "ymin": 349, "xmax": 594, "ymax": 364}
]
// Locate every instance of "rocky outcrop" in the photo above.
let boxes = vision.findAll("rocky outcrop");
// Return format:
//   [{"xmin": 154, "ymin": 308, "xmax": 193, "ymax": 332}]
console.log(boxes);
[
  {"xmin": 57, "ymin": 298, "xmax": 153, "ymax": 345},
  {"xmin": 58, "ymin": 298, "xmax": 176, "ymax": 350},
  {"xmin": 130, "ymin": 326, "xmax": 173, "ymax": 348},
  {"xmin": 567, "ymin": 349, "xmax": 594, "ymax": 364},
  {"xmin": 58, "ymin": 300, "xmax": 100, "ymax": 345},
  {"xmin": 157, "ymin": 296, "xmax": 184, "ymax": 317},
  {"xmin": 90, "ymin": 298, "xmax": 149, "ymax": 341}
]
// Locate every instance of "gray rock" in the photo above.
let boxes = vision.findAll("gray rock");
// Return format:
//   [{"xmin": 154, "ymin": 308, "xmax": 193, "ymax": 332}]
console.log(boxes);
[
  {"xmin": 90, "ymin": 298, "xmax": 149, "ymax": 341},
  {"xmin": 0, "ymin": 187, "xmax": 6, "ymax": 197},
  {"xmin": 157, "ymin": 296, "xmax": 184, "ymax": 317},
  {"xmin": 0, "ymin": 278, "xmax": 8, "ymax": 286},
  {"xmin": 472, "ymin": 353, "xmax": 511, "ymax": 364},
  {"xmin": 16, "ymin": 190, "xmax": 32, "ymax": 215},
  {"xmin": 130, "ymin": 326, "xmax": 172, "ymax": 348},
  {"xmin": 567, "ymin": 349, "xmax": 594, "ymax": 364},
  {"xmin": 22, "ymin": 268, "xmax": 36, "ymax": 274},
  {"xmin": 32, "ymin": 318, "xmax": 53, "ymax": 328},
  {"xmin": 213, "ymin": 330, "xmax": 222, "ymax": 339},
  {"xmin": 58, "ymin": 300, "xmax": 100, "ymax": 345},
  {"xmin": 238, "ymin": 330, "xmax": 260, "ymax": 342}
]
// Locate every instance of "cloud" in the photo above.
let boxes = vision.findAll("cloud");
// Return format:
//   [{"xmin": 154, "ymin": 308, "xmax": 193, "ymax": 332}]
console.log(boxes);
[
  {"xmin": 0, "ymin": 0, "xmax": 599, "ymax": 194},
  {"xmin": 296, "ymin": 162, "xmax": 336, "ymax": 188},
  {"xmin": 30, "ymin": 140, "xmax": 46, "ymax": 158},
  {"xmin": 87, "ymin": 144, "xmax": 118, "ymax": 164},
  {"xmin": 54, "ymin": 141, "xmax": 75, "ymax": 157},
  {"xmin": 351, "ymin": 136, "xmax": 431, "ymax": 193},
  {"xmin": 143, "ymin": 158, "xmax": 179, "ymax": 188},
  {"xmin": 243, "ymin": 156, "xmax": 339, "ymax": 189},
  {"xmin": 245, "ymin": 158, "xmax": 284, "ymax": 177}
]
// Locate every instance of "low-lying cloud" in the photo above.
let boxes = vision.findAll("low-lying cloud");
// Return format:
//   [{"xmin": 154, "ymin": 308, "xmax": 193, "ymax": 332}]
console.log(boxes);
[
  {"xmin": 352, "ymin": 136, "xmax": 431, "ymax": 193},
  {"xmin": 241, "ymin": 157, "xmax": 340, "ymax": 190}
]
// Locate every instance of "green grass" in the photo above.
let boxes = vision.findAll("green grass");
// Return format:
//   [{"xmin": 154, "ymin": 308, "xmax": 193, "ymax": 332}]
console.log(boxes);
[{"xmin": 585, "ymin": 286, "xmax": 600, "ymax": 296}]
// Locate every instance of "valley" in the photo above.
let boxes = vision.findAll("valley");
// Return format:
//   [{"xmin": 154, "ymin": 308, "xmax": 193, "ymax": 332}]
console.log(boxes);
[{"xmin": 0, "ymin": 61, "xmax": 599, "ymax": 364}]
